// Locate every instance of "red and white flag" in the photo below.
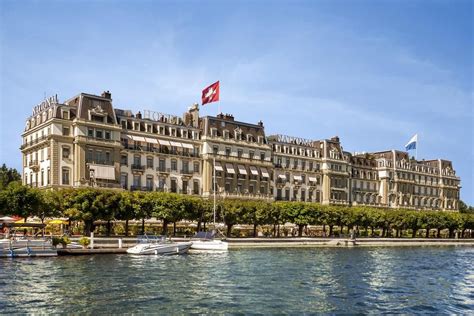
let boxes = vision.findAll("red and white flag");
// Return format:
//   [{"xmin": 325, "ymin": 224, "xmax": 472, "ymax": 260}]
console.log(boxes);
[{"xmin": 202, "ymin": 81, "xmax": 220, "ymax": 105}]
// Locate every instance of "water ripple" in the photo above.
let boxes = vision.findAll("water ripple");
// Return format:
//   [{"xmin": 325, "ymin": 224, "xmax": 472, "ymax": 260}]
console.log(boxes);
[{"xmin": 0, "ymin": 247, "xmax": 473, "ymax": 314}]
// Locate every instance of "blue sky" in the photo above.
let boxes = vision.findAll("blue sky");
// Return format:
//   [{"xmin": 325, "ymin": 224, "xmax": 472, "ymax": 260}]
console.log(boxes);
[{"xmin": 1, "ymin": 0, "xmax": 472, "ymax": 204}]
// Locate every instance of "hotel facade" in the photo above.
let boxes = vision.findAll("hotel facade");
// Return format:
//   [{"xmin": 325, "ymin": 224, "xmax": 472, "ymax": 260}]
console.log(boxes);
[{"xmin": 21, "ymin": 91, "xmax": 461, "ymax": 211}]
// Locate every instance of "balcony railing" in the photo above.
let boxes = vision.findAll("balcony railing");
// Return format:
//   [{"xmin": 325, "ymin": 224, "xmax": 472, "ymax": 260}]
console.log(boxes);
[
  {"xmin": 28, "ymin": 160, "xmax": 38, "ymax": 167},
  {"xmin": 131, "ymin": 164, "xmax": 144, "ymax": 170},
  {"xmin": 180, "ymin": 169, "xmax": 193, "ymax": 175},
  {"xmin": 156, "ymin": 167, "xmax": 171, "ymax": 173}
]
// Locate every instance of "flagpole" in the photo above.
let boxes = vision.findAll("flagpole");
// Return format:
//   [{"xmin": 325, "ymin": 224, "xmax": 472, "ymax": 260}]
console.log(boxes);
[{"xmin": 416, "ymin": 138, "xmax": 418, "ymax": 160}]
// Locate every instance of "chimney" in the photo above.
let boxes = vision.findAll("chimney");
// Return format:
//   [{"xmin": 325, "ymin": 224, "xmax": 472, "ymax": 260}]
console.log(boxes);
[
  {"xmin": 330, "ymin": 136, "xmax": 340, "ymax": 143},
  {"xmin": 136, "ymin": 111, "xmax": 142, "ymax": 119},
  {"xmin": 101, "ymin": 90, "xmax": 112, "ymax": 99},
  {"xmin": 257, "ymin": 120, "xmax": 264, "ymax": 127}
]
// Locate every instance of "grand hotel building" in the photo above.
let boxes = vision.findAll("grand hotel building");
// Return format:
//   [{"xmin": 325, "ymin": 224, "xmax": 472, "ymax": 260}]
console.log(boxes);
[{"xmin": 21, "ymin": 91, "xmax": 461, "ymax": 211}]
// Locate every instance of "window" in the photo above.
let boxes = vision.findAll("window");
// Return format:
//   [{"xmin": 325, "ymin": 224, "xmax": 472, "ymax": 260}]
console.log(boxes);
[
  {"xmin": 171, "ymin": 178, "xmax": 177, "ymax": 193},
  {"xmin": 213, "ymin": 146, "xmax": 218, "ymax": 155},
  {"xmin": 183, "ymin": 180, "xmax": 188, "ymax": 194},
  {"xmin": 62, "ymin": 126, "xmax": 70, "ymax": 136},
  {"xmin": 62, "ymin": 147, "xmax": 70, "ymax": 159},
  {"xmin": 193, "ymin": 161, "xmax": 200, "ymax": 173},
  {"xmin": 133, "ymin": 175, "xmax": 141, "ymax": 187},
  {"xmin": 121, "ymin": 155, "xmax": 128, "ymax": 165},
  {"xmin": 133, "ymin": 155, "xmax": 141, "ymax": 166},
  {"xmin": 105, "ymin": 131, "xmax": 111, "ymax": 140},
  {"xmin": 225, "ymin": 147, "xmax": 231, "ymax": 157},
  {"xmin": 260, "ymin": 152, "xmax": 265, "ymax": 161},
  {"xmin": 171, "ymin": 159, "xmax": 177, "ymax": 171},
  {"xmin": 147, "ymin": 157, "xmax": 154, "ymax": 169},
  {"xmin": 159, "ymin": 159, "xmax": 166, "ymax": 172},
  {"xmin": 237, "ymin": 149, "xmax": 243, "ymax": 158},
  {"xmin": 249, "ymin": 151, "xmax": 254, "ymax": 160},
  {"xmin": 182, "ymin": 161, "xmax": 189, "ymax": 173},
  {"xmin": 47, "ymin": 168, "xmax": 50, "ymax": 185},
  {"xmin": 146, "ymin": 176, "xmax": 153, "ymax": 190},
  {"xmin": 121, "ymin": 173, "xmax": 128, "ymax": 188},
  {"xmin": 62, "ymin": 111, "xmax": 69, "ymax": 119},
  {"xmin": 193, "ymin": 181, "xmax": 199, "ymax": 195},
  {"xmin": 105, "ymin": 152, "xmax": 111, "ymax": 164},
  {"xmin": 96, "ymin": 130, "xmax": 103, "ymax": 139},
  {"xmin": 41, "ymin": 169, "xmax": 44, "ymax": 186},
  {"xmin": 62, "ymin": 168, "xmax": 70, "ymax": 185},
  {"xmin": 88, "ymin": 129, "xmax": 94, "ymax": 137}
]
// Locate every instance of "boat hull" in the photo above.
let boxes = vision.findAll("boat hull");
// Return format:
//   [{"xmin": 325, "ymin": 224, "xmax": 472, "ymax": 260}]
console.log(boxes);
[
  {"xmin": 127, "ymin": 241, "xmax": 193, "ymax": 255},
  {"xmin": 190, "ymin": 240, "xmax": 228, "ymax": 251}
]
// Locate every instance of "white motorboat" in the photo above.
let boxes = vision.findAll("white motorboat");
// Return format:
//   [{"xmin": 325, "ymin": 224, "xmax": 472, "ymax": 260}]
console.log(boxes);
[
  {"xmin": 190, "ymin": 231, "xmax": 228, "ymax": 251},
  {"xmin": 127, "ymin": 235, "xmax": 192, "ymax": 255}
]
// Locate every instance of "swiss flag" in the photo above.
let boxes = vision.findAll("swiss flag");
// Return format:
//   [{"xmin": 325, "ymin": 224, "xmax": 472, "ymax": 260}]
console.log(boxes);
[{"xmin": 202, "ymin": 81, "xmax": 220, "ymax": 105}]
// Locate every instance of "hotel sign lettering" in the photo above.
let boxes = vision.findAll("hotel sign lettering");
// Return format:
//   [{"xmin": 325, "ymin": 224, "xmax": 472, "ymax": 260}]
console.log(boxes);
[
  {"xmin": 33, "ymin": 94, "xmax": 58, "ymax": 116},
  {"xmin": 143, "ymin": 110, "xmax": 181, "ymax": 125}
]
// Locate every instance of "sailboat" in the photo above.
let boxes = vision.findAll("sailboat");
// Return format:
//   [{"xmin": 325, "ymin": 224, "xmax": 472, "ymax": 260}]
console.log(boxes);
[{"xmin": 190, "ymin": 157, "xmax": 229, "ymax": 251}]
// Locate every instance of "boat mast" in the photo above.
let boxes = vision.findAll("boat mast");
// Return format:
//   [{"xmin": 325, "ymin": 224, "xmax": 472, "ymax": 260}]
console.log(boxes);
[{"xmin": 213, "ymin": 156, "xmax": 216, "ymax": 227}]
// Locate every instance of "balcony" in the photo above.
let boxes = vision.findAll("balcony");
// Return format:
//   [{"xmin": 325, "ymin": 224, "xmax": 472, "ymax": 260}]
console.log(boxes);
[
  {"xmin": 180, "ymin": 169, "xmax": 193, "ymax": 175},
  {"xmin": 130, "ymin": 186, "xmax": 152, "ymax": 192},
  {"xmin": 131, "ymin": 164, "xmax": 144, "ymax": 171},
  {"xmin": 21, "ymin": 135, "xmax": 50, "ymax": 150},
  {"xmin": 156, "ymin": 167, "xmax": 170, "ymax": 173}
]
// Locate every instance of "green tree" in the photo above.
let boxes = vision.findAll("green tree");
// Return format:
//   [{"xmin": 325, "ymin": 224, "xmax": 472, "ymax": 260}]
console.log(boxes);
[
  {"xmin": 117, "ymin": 191, "xmax": 136, "ymax": 236},
  {"xmin": 0, "ymin": 181, "xmax": 42, "ymax": 220},
  {"xmin": 0, "ymin": 164, "xmax": 21, "ymax": 190}
]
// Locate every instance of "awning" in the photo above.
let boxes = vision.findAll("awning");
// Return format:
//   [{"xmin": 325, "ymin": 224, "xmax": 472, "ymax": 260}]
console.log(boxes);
[
  {"xmin": 214, "ymin": 162, "xmax": 224, "ymax": 171},
  {"xmin": 226, "ymin": 163, "xmax": 235, "ymax": 174},
  {"xmin": 181, "ymin": 143, "xmax": 194, "ymax": 149},
  {"xmin": 308, "ymin": 176, "xmax": 317, "ymax": 182},
  {"xmin": 249, "ymin": 166, "xmax": 259, "ymax": 175},
  {"xmin": 158, "ymin": 139, "xmax": 171, "ymax": 146},
  {"xmin": 145, "ymin": 137, "xmax": 158, "ymax": 144},
  {"xmin": 131, "ymin": 135, "xmax": 146, "ymax": 142},
  {"xmin": 89, "ymin": 164, "xmax": 116, "ymax": 180},
  {"xmin": 170, "ymin": 141, "xmax": 183, "ymax": 148},
  {"xmin": 237, "ymin": 165, "xmax": 247, "ymax": 175},
  {"xmin": 278, "ymin": 174, "xmax": 286, "ymax": 179},
  {"xmin": 125, "ymin": 135, "xmax": 134, "ymax": 140},
  {"xmin": 294, "ymin": 175, "xmax": 303, "ymax": 181},
  {"xmin": 261, "ymin": 168, "xmax": 270, "ymax": 178}
]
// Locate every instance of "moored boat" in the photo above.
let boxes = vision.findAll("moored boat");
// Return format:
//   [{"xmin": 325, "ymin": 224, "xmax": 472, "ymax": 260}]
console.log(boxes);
[
  {"xmin": 190, "ymin": 231, "xmax": 228, "ymax": 251},
  {"xmin": 127, "ymin": 235, "xmax": 192, "ymax": 255}
]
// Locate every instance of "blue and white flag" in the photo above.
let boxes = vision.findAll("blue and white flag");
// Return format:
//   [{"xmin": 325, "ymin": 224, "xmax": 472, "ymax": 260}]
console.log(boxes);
[{"xmin": 405, "ymin": 134, "xmax": 417, "ymax": 151}]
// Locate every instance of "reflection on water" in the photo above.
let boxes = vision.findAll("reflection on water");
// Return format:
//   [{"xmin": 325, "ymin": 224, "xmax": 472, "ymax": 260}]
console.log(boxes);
[{"xmin": 0, "ymin": 247, "xmax": 473, "ymax": 314}]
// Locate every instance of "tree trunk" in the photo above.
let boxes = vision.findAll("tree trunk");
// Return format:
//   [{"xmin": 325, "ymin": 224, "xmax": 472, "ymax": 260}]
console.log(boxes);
[
  {"xmin": 437, "ymin": 228, "xmax": 441, "ymax": 238},
  {"xmin": 141, "ymin": 219, "xmax": 145, "ymax": 235},
  {"xmin": 322, "ymin": 224, "xmax": 326, "ymax": 236},
  {"xmin": 203, "ymin": 222, "xmax": 206, "ymax": 230},
  {"xmin": 273, "ymin": 224, "xmax": 277, "ymax": 237},
  {"xmin": 425, "ymin": 228, "xmax": 430, "ymax": 238},
  {"xmin": 277, "ymin": 224, "xmax": 281, "ymax": 237},
  {"xmin": 395, "ymin": 229, "xmax": 400, "ymax": 238},
  {"xmin": 226, "ymin": 224, "xmax": 233, "ymax": 237},
  {"xmin": 461, "ymin": 228, "xmax": 466, "ymax": 239},
  {"xmin": 411, "ymin": 228, "xmax": 417, "ymax": 238},
  {"xmin": 125, "ymin": 220, "xmax": 129, "ymax": 237},
  {"xmin": 162, "ymin": 220, "xmax": 169, "ymax": 236},
  {"xmin": 253, "ymin": 224, "xmax": 258, "ymax": 237},
  {"xmin": 340, "ymin": 225, "xmax": 344, "ymax": 235},
  {"xmin": 197, "ymin": 221, "xmax": 202, "ymax": 232},
  {"xmin": 448, "ymin": 228, "xmax": 454, "ymax": 239},
  {"xmin": 84, "ymin": 220, "xmax": 92, "ymax": 236},
  {"xmin": 381, "ymin": 227, "xmax": 386, "ymax": 238},
  {"xmin": 298, "ymin": 224, "xmax": 304, "ymax": 237},
  {"xmin": 329, "ymin": 225, "xmax": 334, "ymax": 237},
  {"xmin": 371, "ymin": 226, "xmax": 375, "ymax": 237},
  {"xmin": 173, "ymin": 222, "xmax": 177, "ymax": 237}
]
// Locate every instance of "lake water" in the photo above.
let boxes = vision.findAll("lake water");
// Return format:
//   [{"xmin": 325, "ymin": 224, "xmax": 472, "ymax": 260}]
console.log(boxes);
[{"xmin": 1, "ymin": 247, "xmax": 473, "ymax": 314}]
